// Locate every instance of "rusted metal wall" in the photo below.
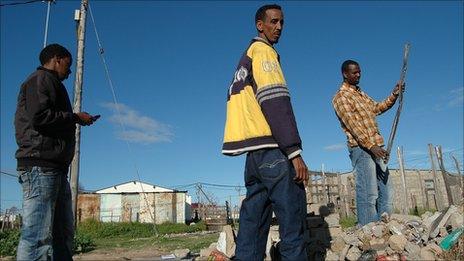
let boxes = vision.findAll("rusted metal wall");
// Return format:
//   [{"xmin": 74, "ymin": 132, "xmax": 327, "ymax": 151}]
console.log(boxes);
[
  {"xmin": 84, "ymin": 191, "xmax": 188, "ymax": 224},
  {"xmin": 122, "ymin": 193, "xmax": 140, "ymax": 222},
  {"xmin": 154, "ymin": 192, "xmax": 186, "ymax": 224},
  {"xmin": 139, "ymin": 193, "xmax": 155, "ymax": 223},
  {"xmin": 138, "ymin": 192, "xmax": 186, "ymax": 224},
  {"xmin": 77, "ymin": 193, "xmax": 100, "ymax": 222},
  {"xmin": 100, "ymin": 194, "xmax": 122, "ymax": 222}
]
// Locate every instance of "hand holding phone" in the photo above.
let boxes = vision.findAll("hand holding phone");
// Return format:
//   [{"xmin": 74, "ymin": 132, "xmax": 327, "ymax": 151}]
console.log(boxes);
[{"xmin": 91, "ymin": 114, "xmax": 101, "ymax": 121}]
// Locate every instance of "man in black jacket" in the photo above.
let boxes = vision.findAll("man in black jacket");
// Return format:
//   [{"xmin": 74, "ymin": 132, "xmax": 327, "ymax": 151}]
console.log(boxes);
[{"xmin": 15, "ymin": 44, "xmax": 97, "ymax": 260}]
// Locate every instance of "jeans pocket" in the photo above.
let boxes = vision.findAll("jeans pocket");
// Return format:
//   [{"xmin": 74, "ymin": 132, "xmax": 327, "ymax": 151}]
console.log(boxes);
[
  {"xmin": 19, "ymin": 170, "xmax": 40, "ymax": 200},
  {"xmin": 258, "ymin": 157, "xmax": 288, "ymax": 181}
]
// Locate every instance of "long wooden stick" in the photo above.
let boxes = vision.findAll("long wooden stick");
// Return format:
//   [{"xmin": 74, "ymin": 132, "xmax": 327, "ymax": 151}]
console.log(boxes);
[{"xmin": 385, "ymin": 43, "xmax": 411, "ymax": 163}]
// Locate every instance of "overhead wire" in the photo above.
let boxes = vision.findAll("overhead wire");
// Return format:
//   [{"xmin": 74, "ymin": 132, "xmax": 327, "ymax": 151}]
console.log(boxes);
[
  {"xmin": 0, "ymin": 171, "xmax": 18, "ymax": 178},
  {"xmin": 87, "ymin": 2, "xmax": 158, "ymax": 234},
  {"xmin": 0, "ymin": 0, "xmax": 41, "ymax": 7}
]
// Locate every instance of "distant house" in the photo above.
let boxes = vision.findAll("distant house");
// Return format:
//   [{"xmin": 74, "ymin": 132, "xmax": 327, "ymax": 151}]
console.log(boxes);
[{"xmin": 77, "ymin": 180, "xmax": 192, "ymax": 224}]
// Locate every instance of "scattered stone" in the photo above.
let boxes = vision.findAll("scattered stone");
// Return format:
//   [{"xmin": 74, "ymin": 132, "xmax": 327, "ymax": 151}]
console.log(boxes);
[
  {"xmin": 447, "ymin": 212, "xmax": 464, "ymax": 230},
  {"xmin": 385, "ymin": 247, "xmax": 395, "ymax": 256},
  {"xmin": 346, "ymin": 246, "xmax": 362, "ymax": 261},
  {"xmin": 343, "ymin": 233, "xmax": 362, "ymax": 246},
  {"xmin": 404, "ymin": 241, "xmax": 421, "ymax": 257},
  {"xmin": 173, "ymin": 249, "xmax": 190, "ymax": 259},
  {"xmin": 426, "ymin": 242, "xmax": 443, "ymax": 256},
  {"xmin": 362, "ymin": 222, "xmax": 376, "ymax": 236},
  {"xmin": 420, "ymin": 247, "xmax": 436, "ymax": 260},
  {"xmin": 330, "ymin": 237, "xmax": 346, "ymax": 253},
  {"xmin": 372, "ymin": 224, "xmax": 386, "ymax": 238},
  {"xmin": 387, "ymin": 220, "xmax": 404, "ymax": 235},
  {"xmin": 423, "ymin": 211, "xmax": 441, "ymax": 229},
  {"xmin": 221, "ymin": 225, "xmax": 236, "ymax": 258},
  {"xmin": 421, "ymin": 211, "xmax": 433, "ymax": 221},
  {"xmin": 429, "ymin": 205, "xmax": 458, "ymax": 239},
  {"xmin": 216, "ymin": 231, "xmax": 227, "ymax": 255},
  {"xmin": 200, "ymin": 247, "xmax": 214, "ymax": 257},
  {"xmin": 329, "ymin": 227, "xmax": 343, "ymax": 238},
  {"xmin": 339, "ymin": 245, "xmax": 350, "ymax": 260},
  {"xmin": 325, "ymin": 249, "xmax": 339, "ymax": 261},
  {"xmin": 380, "ymin": 212, "xmax": 390, "ymax": 223},
  {"xmin": 439, "ymin": 226, "xmax": 449, "ymax": 237},
  {"xmin": 325, "ymin": 213, "xmax": 341, "ymax": 227},
  {"xmin": 388, "ymin": 234, "xmax": 407, "ymax": 251},
  {"xmin": 370, "ymin": 238, "xmax": 387, "ymax": 250},
  {"xmin": 358, "ymin": 249, "xmax": 377, "ymax": 261},
  {"xmin": 390, "ymin": 214, "xmax": 422, "ymax": 223}
]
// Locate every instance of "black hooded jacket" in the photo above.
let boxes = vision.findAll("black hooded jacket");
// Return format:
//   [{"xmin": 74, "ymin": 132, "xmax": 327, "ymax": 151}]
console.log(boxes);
[{"xmin": 14, "ymin": 67, "xmax": 77, "ymax": 170}]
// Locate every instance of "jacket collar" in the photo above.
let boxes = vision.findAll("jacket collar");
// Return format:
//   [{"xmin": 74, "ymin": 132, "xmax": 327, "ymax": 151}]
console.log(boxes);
[
  {"xmin": 37, "ymin": 66, "xmax": 60, "ymax": 80},
  {"xmin": 252, "ymin": 37, "xmax": 274, "ymax": 48},
  {"xmin": 340, "ymin": 82, "xmax": 360, "ymax": 93}
]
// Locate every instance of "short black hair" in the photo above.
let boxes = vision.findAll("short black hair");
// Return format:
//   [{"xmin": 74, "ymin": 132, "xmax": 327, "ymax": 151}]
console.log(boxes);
[
  {"xmin": 255, "ymin": 4, "xmax": 282, "ymax": 24},
  {"xmin": 39, "ymin": 44, "xmax": 72, "ymax": 65},
  {"xmin": 341, "ymin": 60, "xmax": 359, "ymax": 73}
]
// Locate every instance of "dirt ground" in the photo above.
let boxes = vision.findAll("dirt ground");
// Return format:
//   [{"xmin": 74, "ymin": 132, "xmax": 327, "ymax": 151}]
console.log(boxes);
[{"xmin": 73, "ymin": 247, "xmax": 166, "ymax": 260}]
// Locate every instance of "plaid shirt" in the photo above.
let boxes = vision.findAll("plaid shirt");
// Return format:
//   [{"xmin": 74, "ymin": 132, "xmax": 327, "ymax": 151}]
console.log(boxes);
[{"xmin": 333, "ymin": 82, "xmax": 399, "ymax": 149}]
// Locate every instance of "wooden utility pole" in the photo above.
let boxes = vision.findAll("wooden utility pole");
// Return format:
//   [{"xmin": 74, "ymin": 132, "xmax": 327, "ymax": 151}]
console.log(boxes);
[
  {"xmin": 321, "ymin": 164, "xmax": 328, "ymax": 204},
  {"xmin": 415, "ymin": 169, "xmax": 428, "ymax": 209},
  {"xmin": 435, "ymin": 146, "xmax": 454, "ymax": 205},
  {"xmin": 450, "ymin": 155, "xmax": 463, "ymax": 201},
  {"xmin": 70, "ymin": 0, "xmax": 88, "ymax": 228},
  {"xmin": 397, "ymin": 146, "xmax": 409, "ymax": 214},
  {"xmin": 428, "ymin": 143, "xmax": 444, "ymax": 211}
]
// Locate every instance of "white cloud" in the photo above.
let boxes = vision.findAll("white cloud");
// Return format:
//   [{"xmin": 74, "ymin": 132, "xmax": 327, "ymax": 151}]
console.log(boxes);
[
  {"xmin": 448, "ymin": 87, "xmax": 463, "ymax": 107},
  {"xmin": 101, "ymin": 102, "xmax": 173, "ymax": 144},
  {"xmin": 324, "ymin": 143, "xmax": 345, "ymax": 151}
]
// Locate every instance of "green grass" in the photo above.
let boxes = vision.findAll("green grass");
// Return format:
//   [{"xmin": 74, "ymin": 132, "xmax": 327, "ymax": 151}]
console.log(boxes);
[
  {"xmin": 77, "ymin": 219, "xmax": 206, "ymax": 238},
  {"xmin": 339, "ymin": 216, "xmax": 357, "ymax": 229},
  {"xmin": 0, "ymin": 229, "xmax": 20, "ymax": 257},
  {"xmin": 409, "ymin": 207, "xmax": 436, "ymax": 217},
  {"xmin": 76, "ymin": 220, "xmax": 212, "ymax": 253},
  {"xmin": 93, "ymin": 233, "xmax": 219, "ymax": 253}
]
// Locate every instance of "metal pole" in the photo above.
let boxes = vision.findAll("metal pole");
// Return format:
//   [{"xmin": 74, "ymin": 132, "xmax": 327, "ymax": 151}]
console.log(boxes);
[
  {"xmin": 70, "ymin": 0, "xmax": 88, "ymax": 229},
  {"xmin": 428, "ymin": 143, "xmax": 443, "ymax": 211},
  {"xmin": 397, "ymin": 146, "xmax": 409, "ymax": 214},
  {"xmin": 43, "ymin": 0, "xmax": 53, "ymax": 48},
  {"xmin": 435, "ymin": 146, "xmax": 454, "ymax": 206}
]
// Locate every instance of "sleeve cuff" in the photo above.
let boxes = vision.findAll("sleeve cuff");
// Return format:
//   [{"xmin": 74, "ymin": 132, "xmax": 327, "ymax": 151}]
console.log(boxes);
[
  {"xmin": 72, "ymin": 113, "xmax": 80, "ymax": 124},
  {"xmin": 287, "ymin": 149, "xmax": 302, "ymax": 160}
]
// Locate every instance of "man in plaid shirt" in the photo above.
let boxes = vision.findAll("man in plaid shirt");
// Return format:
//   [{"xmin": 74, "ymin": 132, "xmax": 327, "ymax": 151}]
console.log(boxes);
[{"xmin": 333, "ymin": 59, "xmax": 404, "ymax": 226}]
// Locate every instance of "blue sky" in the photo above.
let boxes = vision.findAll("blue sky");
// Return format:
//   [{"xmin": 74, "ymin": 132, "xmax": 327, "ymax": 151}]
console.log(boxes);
[{"xmin": 1, "ymin": 1, "xmax": 463, "ymax": 212}]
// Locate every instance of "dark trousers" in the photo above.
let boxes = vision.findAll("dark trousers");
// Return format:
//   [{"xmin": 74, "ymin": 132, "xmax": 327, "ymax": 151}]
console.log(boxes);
[{"xmin": 235, "ymin": 148, "xmax": 308, "ymax": 261}]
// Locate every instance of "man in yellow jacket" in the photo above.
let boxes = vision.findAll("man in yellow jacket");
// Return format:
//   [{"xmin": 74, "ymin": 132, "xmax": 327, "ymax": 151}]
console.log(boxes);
[{"xmin": 222, "ymin": 4, "xmax": 308, "ymax": 260}]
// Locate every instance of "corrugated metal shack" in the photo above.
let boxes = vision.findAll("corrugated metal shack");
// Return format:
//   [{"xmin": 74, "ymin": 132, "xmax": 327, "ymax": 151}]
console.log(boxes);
[{"xmin": 77, "ymin": 181, "xmax": 192, "ymax": 224}]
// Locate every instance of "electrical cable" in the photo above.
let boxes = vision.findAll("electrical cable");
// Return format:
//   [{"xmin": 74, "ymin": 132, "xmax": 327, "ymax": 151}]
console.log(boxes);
[
  {"xmin": 87, "ymin": 2, "xmax": 158, "ymax": 234},
  {"xmin": 0, "ymin": 0, "xmax": 41, "ymax": 7}
]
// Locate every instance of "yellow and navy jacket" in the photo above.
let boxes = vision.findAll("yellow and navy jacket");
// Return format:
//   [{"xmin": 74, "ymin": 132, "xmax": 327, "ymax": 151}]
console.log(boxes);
[{"xmin": 222, "ymin": 37, "xmax": 302, "ymax": 159}]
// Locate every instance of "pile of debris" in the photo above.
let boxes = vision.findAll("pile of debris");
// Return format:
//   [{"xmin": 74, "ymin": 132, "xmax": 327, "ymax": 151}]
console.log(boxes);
[
  {"xmin": 326, "ymin": 205, "xmax": 463, "ymax": 261},
  {"xmin": 199, "ymin": 205, "xmax": 463, "ymax": 260}
]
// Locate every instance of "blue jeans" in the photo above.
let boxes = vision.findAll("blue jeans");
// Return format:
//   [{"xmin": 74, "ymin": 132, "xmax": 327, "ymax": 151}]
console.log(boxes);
[
  {"xmin": 235, "ymin": 149, "xmax": 307, "ymax": 261},
  {"xmin": 349, "ymin": 146, "xmax": 393, "ymax": 226},
  {"xmin": 17, "ymin": 167, "xmax": 74, "ymax": 261}
]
